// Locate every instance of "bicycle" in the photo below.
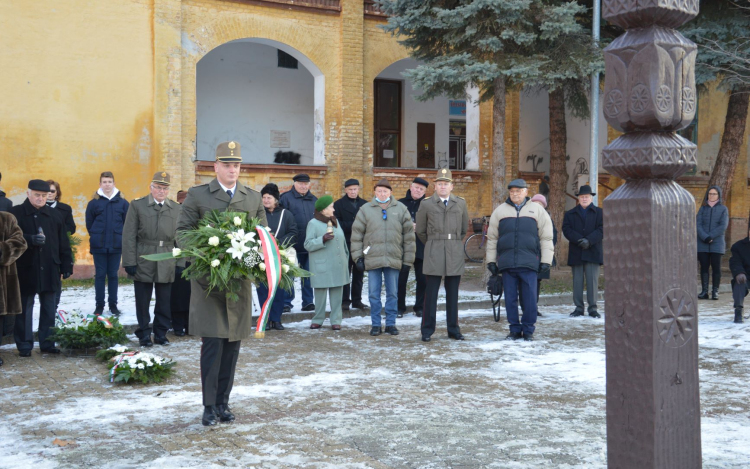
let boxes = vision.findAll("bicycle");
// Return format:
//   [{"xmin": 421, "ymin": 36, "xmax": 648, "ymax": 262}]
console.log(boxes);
[{"xmin": 464, "ymin": 216, "xmax": 490, "ymax": 263}]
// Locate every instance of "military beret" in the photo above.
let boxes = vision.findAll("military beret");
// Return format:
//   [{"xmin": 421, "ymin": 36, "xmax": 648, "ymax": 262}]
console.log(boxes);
[
  {"xmin": 412, "ymin": 177, "xmax": 429, "ymax": 188},
  {"xmin": 28, "ymin": 179, "xmax": 52, "ymax": 192},
  {"xmin": 293, "ymin": 174, "xmax": 311, "ymax": 182},
  {"xmin": 344, "ymin": 178, "xmax": 360, "ymax": 187}
]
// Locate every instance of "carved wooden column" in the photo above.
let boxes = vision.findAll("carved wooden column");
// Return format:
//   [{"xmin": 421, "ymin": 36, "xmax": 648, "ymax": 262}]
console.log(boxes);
[{"xmin": 601, "ymin": 1, "xmax": 702, "ymax": 468}]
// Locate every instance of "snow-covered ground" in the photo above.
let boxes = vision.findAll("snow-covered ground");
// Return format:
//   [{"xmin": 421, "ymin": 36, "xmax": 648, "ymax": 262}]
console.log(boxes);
[{"xmin": 2, "ymin": 287, "xmax": 748, "ymax": 468}]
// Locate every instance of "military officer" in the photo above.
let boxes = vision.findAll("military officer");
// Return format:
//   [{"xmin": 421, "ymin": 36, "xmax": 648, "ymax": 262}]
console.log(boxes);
[
  {"xmin": 177, "ymin": 141, "xmax": 267, "ymax": 427},
  {"xmin": 122, "ymin": 172, "xmax": 179, "ymax": 347},
  {"xmin": 415, "ymin": 168, "xmax": 469, "ymax": 342}
]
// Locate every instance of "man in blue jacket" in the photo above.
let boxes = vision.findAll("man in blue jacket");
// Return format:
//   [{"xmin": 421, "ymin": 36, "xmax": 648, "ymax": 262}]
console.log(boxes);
[
  {"xmin": 562, "ymin": 185, "xmax": 604, "ymax": 318},
  {"xmin": 85, "ymin": 171, "xmax": 129, "ymax": 316},
  {"xmin": 279, "ymin": 174, "xmax": 317, "ymax": 312}
]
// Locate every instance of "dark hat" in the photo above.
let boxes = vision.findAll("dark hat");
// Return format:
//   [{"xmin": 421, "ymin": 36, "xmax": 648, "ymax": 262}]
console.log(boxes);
[
  {"xmin": 261, "ymin": 183, "xmax": 280, "ymax": 200},
  {"xmin": 344, "ymin": 178, "xmax": 360, "ymax": 187},
  {"xmin": 577, "ymin": 185, "xmax": 596, "ymax": 196},
  {"xmin": 152, "ymin": 171, "xmax": 171, "ymax": 186},
  {"xmin": 293, "ymin": 174, "xmax": 311, "ymax": 182},
  {"xmin": 215, "ymin": 141, "xmax": 242, "ymax": 162},
  {"xmin": 508, "ymin": 179, "xmax": 528, "ymax": 189},
  {"xmin": 28, "ymin": 179, "xmax": 52, "ymax": 192},
  {"xmin": 436, "ymin": 168, "xmax": 453, "ymax": 182},
  {"xmin": 412, "ymin": 177, "xmax": 429, "ymax": 188},
  {"xmin": 374, "ymin": 178, "xmax": 392, "ymax": 190},
  {"xmin": 315, "ymin": 194, "xmax": 334, "ymax": 212}
]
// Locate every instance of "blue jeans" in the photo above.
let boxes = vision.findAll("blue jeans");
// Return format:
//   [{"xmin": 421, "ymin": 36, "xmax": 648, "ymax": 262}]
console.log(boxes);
[
  {"xmin": 256, "ymin": 283, "xmax": 285, "ymax": 323},
  {"xmin": 284, "ymin": 251, "xmax": 314, "ymax": 308},
  {"xmin": 502, "ymin": 268, "xmax": 538, "ymax": 335},
  {"xmin": 93, "ymin": 252, "xmax": 121, "ymax": 307},
  {"xmin": 368, "ymin": 267, "xmax": 399, "ymax": 327}
]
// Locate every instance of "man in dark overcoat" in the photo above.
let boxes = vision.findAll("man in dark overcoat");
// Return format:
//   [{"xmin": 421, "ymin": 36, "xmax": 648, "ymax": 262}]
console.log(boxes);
[
  {"xmin": 397, "ymin": 177, "xmax": 429, "ymax": 317},
  {"xmin": 0, "ymin": 211, "xmax": 27, "ymax": 366},
  {"xmin": 562, "ymin": 185, "xmax": 604, "ymax": 318},
  {"xmin": 333, "ymin": 179, "xmax": 368, "ymax": 310},
  {"xmin": 122, "ymin": 172, "xmax": 179, "ymax": 347},
  {"xmin": 177, "ymin": 141, "xmax": 267, "ymax": 427},
  {"xmin": 10, "ymin": 180, "xmax": 73, "ymax": 356},
  {"xmin": 728, "ymin": 222, "xmax": 750, "ymax": 324}
]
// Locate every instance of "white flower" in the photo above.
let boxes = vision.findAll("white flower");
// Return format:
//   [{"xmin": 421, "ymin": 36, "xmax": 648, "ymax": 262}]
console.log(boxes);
[
  {"xmin": 208, "ymin": 236, "xmax": 220, "ymax": 246},
  {"xmin": 282, "ymin": 264, "xmax": 290, "ymax": 273},
  {"xmin": 172, "ymin": 248, "xmax": 181, "ymax": 257},
  {"xmin": 227, "ymin": 233, "xmax": 234, "ymax": 239},
  {"xmin": 211, "ymin": 259, "xmax": 221, "ymax": 268},
  {"xmin": 226, "ymin": 238, "xmax": 251, "ymax": 260},
  {"xmin": 259, "ymin": 263, "xmax": 266, "ymax": 271},
  {"xmin": 137, "ymin": 364, "xmax": 145, "ymax": 369},
  {"xmin": 234, "ymin": 216, "xmax": 242, "ymax": 226}
]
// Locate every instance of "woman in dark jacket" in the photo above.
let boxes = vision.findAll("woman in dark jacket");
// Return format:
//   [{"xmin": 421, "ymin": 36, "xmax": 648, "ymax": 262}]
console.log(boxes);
[
  {"xmin": 257, "ymin": 183, "xmax": 298, "ymax": 330},
  {"xmin": 46, "ymin": 180, "xmax": 76, "ymax": 310},
  {"xmin": 696, "ymin": 185, "xmax": 729, "ymax": 300}
]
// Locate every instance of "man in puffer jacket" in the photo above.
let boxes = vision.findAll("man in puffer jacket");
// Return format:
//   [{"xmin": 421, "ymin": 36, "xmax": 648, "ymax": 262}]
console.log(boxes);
[
  {"xmin": 85, "ymin": 171, "xmax": 129, "ymax": 316},
  {"xmin": 350, "ymin": 178, "xmax": 415, "ymax": 336},
  {"xmin": 485, "ymin": 179, "xmax": 553, "ymax": 342}
]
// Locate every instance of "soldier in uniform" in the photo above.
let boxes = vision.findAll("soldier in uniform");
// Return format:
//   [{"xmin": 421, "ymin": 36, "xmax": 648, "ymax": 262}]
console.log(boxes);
[
  {"xmin": 122, "ymin": 172, "xmax": 179, "ymax": 347},
  {"xmin": 177, "ymin": 141, "xmax": 267, "ymax": 427},
  {"xmin": 415, "ymin": 168, "xmax": 469, "ymax": 342}
]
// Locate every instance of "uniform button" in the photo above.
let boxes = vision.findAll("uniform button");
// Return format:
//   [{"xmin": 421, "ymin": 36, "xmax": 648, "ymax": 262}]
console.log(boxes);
[{"xmin": 41, "ymin": 266, "xmax": 44, "ymax": 270}]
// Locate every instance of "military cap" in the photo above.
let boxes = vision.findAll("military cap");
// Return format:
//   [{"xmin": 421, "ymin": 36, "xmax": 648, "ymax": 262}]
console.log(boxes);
[
  {"xmin": 152, "ymin": 171, "xmax": 171, "ymax": 186},
  {"xmin": 293, "ymin": 174, "xmax": 311, "ymax": 182},
  {"xmin": 577, "ymin": 185, "xmax": 596, "ymax": 196},
  {"xmin": 374, "ymin": 178, "xmax": 392, "ymax": 190},
  {"xmin": 508, "ymin": 179, "xmax": 528, "ymax": 189},
  {"xmin": 435, "ymin": 168, "xmax": 453, "ymax": 182},
  {"xmin": 412, "ymin": 177, "xmax": 429, "ymax": 188},
  {"xmin": 344, "ymin": 178, "xmax": 360, "ymax": 187},
  {"xmin": 28, "ymin": 179, "xmax": 52, "ymax": 192},
  {"xmin": 215, "ymin": 141, "xmax": 242, "ymax": 162}
]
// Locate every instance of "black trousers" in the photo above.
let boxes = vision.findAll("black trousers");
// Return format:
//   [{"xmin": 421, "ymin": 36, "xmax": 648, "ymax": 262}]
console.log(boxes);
[
  {"xmin": 698, "ymin": 252, "xmax": 723, "ymax": 289},
  {"xmin": 421, "ymin": 275, "xmax": 461, "ymax": 338},
  {"xmin": 398, "ymin": 258, "xmax": 426, "ymax": 313},
  {"xmin": 15, "ymin": 292, "xmax": 56, "ymax": 352},
  {"xmin": 200, "ymin": 337, "xmax": 241, "ymax": 406},
  {"xmin": 134, "ymin": 281, "xmax": 172, "ymax": 340},
  {"xmin": 172, "ymin": 310, "xmax": 189, "ymax": 334},
  {"xmin": 342, "ymin": 257, "xmax": 364, "ymax": 305}
]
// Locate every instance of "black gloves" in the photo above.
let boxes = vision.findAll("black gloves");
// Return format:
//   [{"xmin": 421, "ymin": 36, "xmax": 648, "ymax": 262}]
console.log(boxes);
[
  {"xmin": 737, "ymin": 273, "xmax": 747, "ymax": 284},
  {"xmin": 322, "ymin": 232, "xmax": 334, "ymax": 243},
  {"xmin": 487, "ymin": 262, "xmax": 499, "ymax": 276},
  {"xmin": 62, "ymin": 271, "xmax": 73, "ymax": 280},
  {"xmin": 31, "ymin": 234, "xmax": 46, "ymax": 246},
  {"xmin": 539, "ymin": 263, "xmax": 551, "ymax": 274},
  {"xmin": 578, "ymin": 238, "xmax": 591, "ymax": 250},
  {"xmin": 705, "ymin": 237, "xmax": 714, "ymax": 244},
  {"xmin": 355, "ymin": 258, "xmax": 365, "ymax": 273},
  {"xmin": 124, "ymin": 265, "xmax": 137, "ymax": 277}
]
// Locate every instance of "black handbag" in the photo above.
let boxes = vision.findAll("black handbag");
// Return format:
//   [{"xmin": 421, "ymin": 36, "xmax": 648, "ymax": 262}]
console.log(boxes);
[{"xmin": 487, "ymin": 275, "xmax": 503, "ymax": 296}]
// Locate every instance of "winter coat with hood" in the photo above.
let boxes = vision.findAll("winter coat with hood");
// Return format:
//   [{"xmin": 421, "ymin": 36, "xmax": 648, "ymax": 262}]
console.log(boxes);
[
  {"xmin": 351, "ymin": 197, "xmax": 416, "ymax": 271},
  {"xmin": 0, "ymin": 211, "xmax": 27, "ymax": 315},
  {"xmin": 0, "ymin": 190, "xmax": 12, "ymax": 212},
  {"xmin": 398, "ymin": 189, "xmax": 426, "ymax": 259},
  {"xmin": 279, "ymin": 187, "xmax": 317, "ymax": 253},
  {"xmin": 85, "ymin": 188, "xmax": 129, "ymax": 254},
  {"xmin": 697, "ymin": 185, "xmax": 729, "ymax": 254}
]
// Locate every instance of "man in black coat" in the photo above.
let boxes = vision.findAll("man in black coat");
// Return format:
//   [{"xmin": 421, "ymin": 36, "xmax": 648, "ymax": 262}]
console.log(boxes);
[
  {"xmin": 562, "ymin": 185, "xmax": 604, "ymax": 318},
  {"xmin": 397, "ymin": 177, "xmax": 429, "ymax": 317},
  {"xmin": 728, "ymin": 223, "xmax": 750, "ymax": 324},
  {"xmin": 0, "ymin": 172, "xmax": 12, "ymax": 212},
  {"xmin": 10, "ymin": 180, "xmax": 74, "ymax": 356},
  {"xmin": 333, "ymin": 179, "xmax": 368, "ymax": 310}
]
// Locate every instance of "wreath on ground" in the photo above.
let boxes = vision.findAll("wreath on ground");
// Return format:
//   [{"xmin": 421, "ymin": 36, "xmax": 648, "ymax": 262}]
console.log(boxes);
[
  {"xmin": 48, "ymin": 311, "xmax": 129, "ymax": 350},
  {"xmin": 98, "ymin": 345, "xmax": 176, "ymax": 384}
]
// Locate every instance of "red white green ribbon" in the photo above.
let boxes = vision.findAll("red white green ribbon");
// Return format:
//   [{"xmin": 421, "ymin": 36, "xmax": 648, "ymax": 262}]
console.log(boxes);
[
  {"xmin": 56, "ymin": 310, "xmax": 67, "ymax": 324},
  {"xmin": 255, "ymin": 225, "xmax": 283, "ymax": 336},
  {"xmin": 86, "ymin": 314, "xmax": 113, "ymax": 329},
  {"xmin": 110, "ymin": 352, "xmax": 138, "ymax": 382}
]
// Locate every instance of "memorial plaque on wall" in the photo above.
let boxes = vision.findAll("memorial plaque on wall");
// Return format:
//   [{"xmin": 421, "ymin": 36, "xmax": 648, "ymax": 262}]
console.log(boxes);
[{"xmin": 270, "ymin": 130, "xmax": 291, "ymax": 148}]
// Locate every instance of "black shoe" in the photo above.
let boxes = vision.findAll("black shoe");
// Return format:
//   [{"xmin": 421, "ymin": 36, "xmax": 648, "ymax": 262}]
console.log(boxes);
[
  {"xmin": 698, "ymin": 273, "xmax": 709, "ymax": 299},
  {"xmin": 19, "ymin": 350, "xmax": 32, "ymax": 357},
  {"xmin": 109, "ymin": 305, "xmax": 121, "ymax": 316},
  {"xmin": 448, "ymin": 332, "xmax": 465, "ymax": 341},
  {"xmin": 215, "ymin": 404, "xmax": 235, "ymax": 422},
  {"xmin": 589, "ymin": 311, "xmax": 601, "ymax": 318},
  {"xmin": 370, "ymin": 326, "xmax": 382, "ymax": 336},
  {"xmin": 384, "ymin": 326, "xmax": 399, "ymax": 335},
  {"xmin": 283, "ymin": 305, "xmax": 292, "ymax": 313},
  {"xmin": 735, "ymin": 308, "xmax": 744, "ymax": 324},
  {"xmin": 302, "ymin": 303, "xmax": 316, "ymax": 312},
  {"xmin": 352, "ymin": 302, "xmax": 369, "ymax": 309},
  {"xmin": 505, "ymin": 331, "xmax": 523, "ymax": 341},
  {"xmin": 271, "ymin": 321, "xmax": 285, "ymax": 331},
  {"xmin": 93, "ymin": 305, "xmax": 104, "ymax": 316},
  {"xmin": 139, "ymin": 338, "xmax": 153, "ymax": 347},
  {"xmin": 342, "ymin": 302, "xmax": 350, "ymax": 311},
  {"xmin": 173, "ymin": 329, "xmax": 186, "ymax": 337},
  {"xmin": 711, "ymin": 289, "xmax": 719, "ymax": 300},
  {"xmin": 40, "ymin": 348, "xmax": 61, "ymax": 354},
  {"xmin": 569, "ymin": 311, "xmax": 584, "ymax": 317},
  {"xmin": 421, "ymin": 336, "xmax": 431, "ymax": 342},
  {"xmin": 154, "ymin": 336, "xmax": 170, "ymax": 346},
  {"xmin": 537, "ymin": 312, "xmax": 543, "ymax": 317},
  {"xmin": 414, "ymin": 310, "xmax": 422, "ymax": 318},
  {"xmin": 523, "ymin": 333, "xmax": 534, "ymax": 342},
  {"xmin": 397, "ymin": 311, "xmax": 404, "ymax": 318},
  {"xmin": 697, "ymin": 291, "xmax": 709, "ymax": 299},
  {"xmin": 202, "ymin": 406, "xmax": 218, "ymax": 426}
]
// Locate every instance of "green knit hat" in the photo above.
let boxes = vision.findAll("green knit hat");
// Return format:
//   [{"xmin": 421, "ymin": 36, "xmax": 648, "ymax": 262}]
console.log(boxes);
[{"xmin": 315, "ymin": 195, "xmax": 334, "ymax": 212}]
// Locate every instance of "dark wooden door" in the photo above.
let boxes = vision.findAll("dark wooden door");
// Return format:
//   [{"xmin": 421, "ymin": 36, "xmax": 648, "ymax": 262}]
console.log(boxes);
[{"xmin": 417, "ymin": 122, "xmax": 435, "ymax": 168}]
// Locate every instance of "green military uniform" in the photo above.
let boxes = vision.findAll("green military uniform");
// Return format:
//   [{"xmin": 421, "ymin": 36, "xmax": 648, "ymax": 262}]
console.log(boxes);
[
  {"xmin": 122, "ymin": 172, "xmax": 179, "ymax": 344},
  {"xmin": 415, "ymin": 168, "xmax": 469, "ymax": 341},
  {"xmin": 176, "ymin": 141, "xmax": 267, "ymax": 421}
]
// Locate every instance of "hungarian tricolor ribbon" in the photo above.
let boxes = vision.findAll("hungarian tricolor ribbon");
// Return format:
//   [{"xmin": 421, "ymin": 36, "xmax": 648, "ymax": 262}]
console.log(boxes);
[
  {"xmin": 86, "ymin": 314, "xmax": 113, "ymax": 329},
  {"xmin": 254, "ymin": 225, "xmax": 283, "ymax": 338},
  {"xmin": 56, "ymin": 310, "xmax": 67, "ymax": 325},
  {"xmin": 110, "ymin": 351, "xmax": 138, "ymax": 382}
]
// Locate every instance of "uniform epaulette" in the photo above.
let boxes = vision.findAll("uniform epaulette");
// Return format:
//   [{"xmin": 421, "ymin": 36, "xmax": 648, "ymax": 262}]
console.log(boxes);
[
  {"xmin": 192, "ymin": 184, "xmax": 209, "ymax": 189},
  {"xmin": 455, "ymin": 196, "xmax": 465, "ymax": 200},
  {"xmin": 134, "ymin": 196, "xmax": 145, "ymax": 201}
]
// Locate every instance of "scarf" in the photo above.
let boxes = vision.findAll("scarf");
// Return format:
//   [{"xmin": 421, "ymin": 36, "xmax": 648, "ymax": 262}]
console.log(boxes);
[
  {"xmin": 314, "ymin": 211, "xmax": 338, "ymax": 228},
  {"xmin": 707, "ymin": 199, "xmax": 719, "ymax": 208}
]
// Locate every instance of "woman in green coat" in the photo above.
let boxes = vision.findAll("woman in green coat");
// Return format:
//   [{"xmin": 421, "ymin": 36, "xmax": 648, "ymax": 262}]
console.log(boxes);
[{"xmin": 303, "ymin": 195, "xmax": 350, "ymax": 330}]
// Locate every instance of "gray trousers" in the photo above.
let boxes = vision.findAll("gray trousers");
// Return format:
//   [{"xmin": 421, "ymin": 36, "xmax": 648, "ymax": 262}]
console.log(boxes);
[
  {"xmin": 312, "ymin": 286, "xmax": 344, "ymax": 326},
  {"xmin": 572, "ymin": 262, "xmax": 600, "ymax": 313}
]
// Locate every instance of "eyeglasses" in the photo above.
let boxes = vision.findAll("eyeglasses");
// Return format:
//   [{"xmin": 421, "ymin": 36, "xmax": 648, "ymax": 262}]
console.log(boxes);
[
  {"xmin": 151, "ymin": 185, "xmax": 169, "ymax": 192},
  {"xmin": 382, "ymin": 209, "xmax": 387, "ymax": 220},
  {"xmin": 49, "ymin": 190, "xmax": 57, "ymax": 193}
]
